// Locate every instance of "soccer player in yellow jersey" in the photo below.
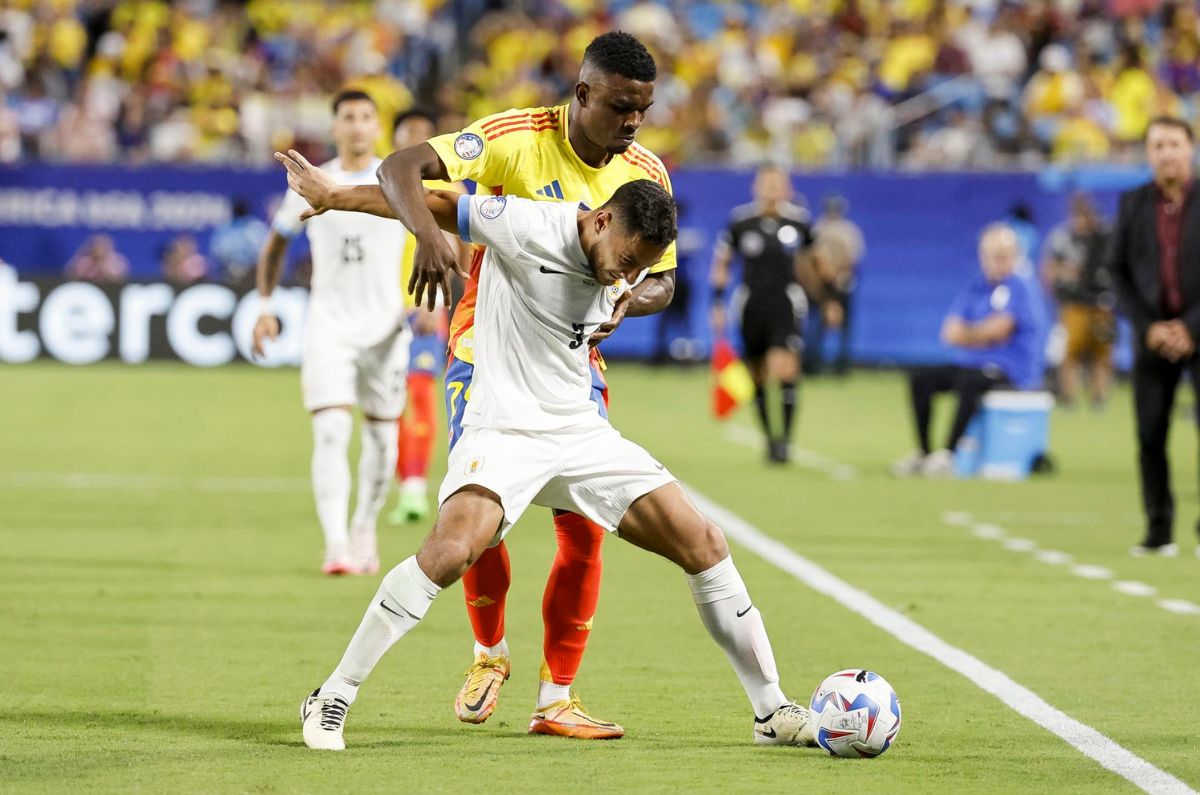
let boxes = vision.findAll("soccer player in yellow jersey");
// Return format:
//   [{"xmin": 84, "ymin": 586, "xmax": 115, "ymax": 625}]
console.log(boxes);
[{"xmin": 282, "ymin": 32, "xmax": 675, "ymax": 739}]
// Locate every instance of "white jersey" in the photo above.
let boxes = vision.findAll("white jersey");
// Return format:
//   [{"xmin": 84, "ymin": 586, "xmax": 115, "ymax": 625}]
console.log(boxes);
[
  {"xmin": 272, "ymin": 157, "xmax": 407, "ymax": 346},
  {"xmin": 457, "ymin": 194, "xmax": 630, "ymax": 432}
]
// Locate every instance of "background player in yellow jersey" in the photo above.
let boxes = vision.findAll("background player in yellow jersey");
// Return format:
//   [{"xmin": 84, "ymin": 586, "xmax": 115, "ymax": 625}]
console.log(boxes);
[
  {"xmin": 285, "ymin": 32, "xmax": 675, "ymax": 739},
  {"xmin": 386, "ymin": 108, "xmax": 468, "ymax": 526}
]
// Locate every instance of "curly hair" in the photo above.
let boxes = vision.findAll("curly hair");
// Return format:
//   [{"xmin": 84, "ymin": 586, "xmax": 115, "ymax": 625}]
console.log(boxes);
[
  {"xmin": 604, "ymin": 180, "xmax": 677, "ymax": 248},
  {"xmin": 582, "ymin": 31, "xmax": 657, "ymax": 83}
]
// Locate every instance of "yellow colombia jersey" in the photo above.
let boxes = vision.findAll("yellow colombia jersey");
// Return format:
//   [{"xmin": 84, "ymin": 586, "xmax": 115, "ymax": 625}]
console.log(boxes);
[
  {"xmin": 401, "ymin": 178, "xmax": 467, "ymax": 310},
  {"xmin": 426, "ymin": 104, "xmax": 676, "ymax": 364}
]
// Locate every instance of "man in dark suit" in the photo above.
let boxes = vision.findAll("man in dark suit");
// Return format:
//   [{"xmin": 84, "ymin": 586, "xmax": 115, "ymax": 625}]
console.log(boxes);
[{"xmin": 1109, "ymin": 116, "xmax": 1199, "ymax": 557}]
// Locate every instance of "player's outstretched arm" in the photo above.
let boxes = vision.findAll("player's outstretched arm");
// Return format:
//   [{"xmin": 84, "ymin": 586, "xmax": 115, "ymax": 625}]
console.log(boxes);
[
  {"xmin": 273, "ymin": 150, "xmax": 395, "ymax": 220},
  {"xmin": 378, "ymin": 144, "xmax": 463, "ymax": 311}
]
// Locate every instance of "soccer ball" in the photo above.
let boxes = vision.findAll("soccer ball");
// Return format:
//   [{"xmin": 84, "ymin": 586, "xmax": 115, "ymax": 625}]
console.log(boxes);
[{"xmin": 809, "ymin": 669, "xmax": 902, "ymax": 758}]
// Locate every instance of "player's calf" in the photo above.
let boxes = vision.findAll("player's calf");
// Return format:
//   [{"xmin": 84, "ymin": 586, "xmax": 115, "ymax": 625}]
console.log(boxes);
[{"xmin": 617, "ymin": 483, "xmax": 814, "ymax": 747}]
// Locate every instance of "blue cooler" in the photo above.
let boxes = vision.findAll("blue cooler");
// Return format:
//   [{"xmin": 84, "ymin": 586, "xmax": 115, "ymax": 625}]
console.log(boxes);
[{"xmin": 954, "ymin": 391, "xmax": 1053, "ymax": 480}]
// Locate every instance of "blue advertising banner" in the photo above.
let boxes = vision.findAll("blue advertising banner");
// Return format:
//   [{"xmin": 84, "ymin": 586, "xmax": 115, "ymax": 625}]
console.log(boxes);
[{"xmin": 0, "ymin": 163, "xmax": 1148, "ymax": 369}]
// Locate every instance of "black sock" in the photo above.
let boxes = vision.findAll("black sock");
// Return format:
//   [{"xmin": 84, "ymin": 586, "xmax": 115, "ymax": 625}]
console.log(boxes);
[
  {"xmin": 781, "ymin": 381, "xmax": 798, "ymax": 439},
  {"xmin": 754, "ymin": 385, "xmax": 772, "ymax": 440}
]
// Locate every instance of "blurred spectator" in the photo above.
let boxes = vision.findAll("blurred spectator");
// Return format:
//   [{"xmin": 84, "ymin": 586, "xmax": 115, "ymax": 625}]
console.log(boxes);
[
  {"xmin": 162, "ymin": 235, "xmax": 209, "ymax": 286},
  {"xmin": 65, "ymin": 234, "xmax": 129, "ymax": 284},
  {"xmin": 892, "ymin": 224, "xmax": 1043, "ymax": 478},
  {"xmin": 3, "ymin": 0, "xmax": 1199, "ymax": 169},
  {"xmin": 210, "ymin": 200, "xmax": 270, "ymax": 288},
  {"xmin": 1041, "ymin": 193, "xmax": 1115, "ymax": 409},
  {"xmin": 807, "ymin": 195, "xmax": 864, "ymax": 376}
]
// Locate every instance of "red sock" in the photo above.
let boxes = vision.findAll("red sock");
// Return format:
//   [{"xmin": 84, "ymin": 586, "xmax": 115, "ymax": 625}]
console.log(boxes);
[
  {"xmin": 462, "ymin": 541, "xmax": 510, "ymax": 648},
  {"xmin": 541, "ymin": 512, "xmax": 605, "ymax": 685},
  {"xmin": 397, "ymin": 372, "xmax": 436, "ymax": 480}
]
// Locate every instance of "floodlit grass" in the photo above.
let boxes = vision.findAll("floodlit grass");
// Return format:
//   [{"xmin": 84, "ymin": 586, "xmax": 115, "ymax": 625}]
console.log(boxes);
[{"xmin": 2, "ymin": 362, "xmax": 1197, "ymax": 793}]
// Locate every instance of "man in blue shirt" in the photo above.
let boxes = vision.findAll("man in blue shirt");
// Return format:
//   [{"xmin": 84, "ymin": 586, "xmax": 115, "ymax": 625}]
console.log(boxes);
[{"xmin": 893, "ymin": 223, "xmax": 1043, "ymax": 477}]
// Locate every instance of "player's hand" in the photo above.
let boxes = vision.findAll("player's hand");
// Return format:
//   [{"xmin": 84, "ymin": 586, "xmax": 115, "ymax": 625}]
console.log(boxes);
[
  {"xmin": 589, "ymin": 290, "xmax": 631, "ymax": 348},
  {"xmin": 274, "ymin": 149, "xmax": 336, "ymax": 218},
  {"xmin": 823, "ymin": 301, "xmax": 845, "ymax": 329},
  {"xmin": 410, "ymin": 230, "xmax": 463, "ymax": 312},
  {"xmin": 252, "ymin": 313, "xmax": 280, "ymax": 358},
  {"xmin": 710, "ymin": 304, "xmax": 726, "ymax": 334}
]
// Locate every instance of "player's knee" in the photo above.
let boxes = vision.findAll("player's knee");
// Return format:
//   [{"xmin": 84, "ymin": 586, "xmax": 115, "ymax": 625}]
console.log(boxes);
[
  {"xmin": 680, "ymin": 520, "xmax": 729, "ymax": 575},
  {"xmin": 418, "ymin": 531, "xmax": 486, "ymax": 587}
]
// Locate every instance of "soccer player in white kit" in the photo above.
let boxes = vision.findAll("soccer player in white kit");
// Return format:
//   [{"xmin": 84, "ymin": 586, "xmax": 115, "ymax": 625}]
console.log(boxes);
[
  {"xmin": 253, "ymin": 90, "xmax": 410, "ymax": 576},
  {"xmin": 273, "ymin": 150, "xmax": 816, "ymax": 751}
]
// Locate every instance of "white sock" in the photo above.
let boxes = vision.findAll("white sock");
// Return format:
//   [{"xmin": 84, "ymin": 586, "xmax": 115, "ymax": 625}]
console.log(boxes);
[
  {"xmin": 320, "ymin": 556, "xmax": 442, "ymax": 704},
  {"xmin": 687, "ymin": 556, "xmax": 788, "ymax": 719},
  {"xmin": 473, "ymin": 639, "xmax": 509, "ymax": 658},
  {"xmin": 311, "ymin": 410, "xmax": 353, "ymax": 560},
  {"xmin": 401, "ymin": 476, "xmax": 427, "ymax": 497},
  {"xmin": 537, "ymin": 680, "xmax": 571, "ymax": 708},
  {"xmin": 349, "ymin": 419, "xmax": 399, "ymax": 556}
]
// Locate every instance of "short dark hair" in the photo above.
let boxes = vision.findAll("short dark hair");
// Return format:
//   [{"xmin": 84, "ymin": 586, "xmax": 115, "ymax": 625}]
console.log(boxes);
[
  {"xmin": 583, "ymin": 31, "xmax": 656, "ymax": 83},
  {"xmin": 331, "ymin": 89, "xmax": 376, "ymax": 114},
  {"xmin": 1146, "ymin": 115, "xmax": 1195, "ymax": 142},
  {"xmin": 604, "ymin": 180, "xmax": 677, "ymax": 248},
  {"xmin": 393, "ymin": 106, "xmax": 437, "ymax": 136}
]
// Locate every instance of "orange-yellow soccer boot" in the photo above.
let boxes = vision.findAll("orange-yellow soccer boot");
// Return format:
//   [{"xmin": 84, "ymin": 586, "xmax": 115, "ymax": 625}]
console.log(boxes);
[
  {"xmin": 528, "ymin": 691, "xmax": 625, "ymax": 740},
  {"xmin": 454, "ymin": 652, "xmax": 511, "ymax": 723}
]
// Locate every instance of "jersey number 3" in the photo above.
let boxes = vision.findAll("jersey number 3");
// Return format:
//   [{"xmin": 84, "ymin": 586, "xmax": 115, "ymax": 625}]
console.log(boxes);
[
  {"xmin": 340, "ymin": 235, "xmax": 365, "ymax": 265},
  {"xmin": 569, "ymin": 323, "xmax": 586, "ymax": 349}
]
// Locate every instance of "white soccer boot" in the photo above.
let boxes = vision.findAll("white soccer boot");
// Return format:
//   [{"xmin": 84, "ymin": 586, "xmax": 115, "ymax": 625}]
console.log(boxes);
[
  {"xmin": 300, "ymin": 688, "xmax": 349, "ymax": 750},
  {"xmin": 753, "ymin": 701, "xmax": 816, "ymax": 747},
  {"xmin": 889, "ymin": 451, "xmax": 926, "ymax": 478},
  {"xmin": 921, "ymin": 449, "xmax": 955, "ymax": 478}
]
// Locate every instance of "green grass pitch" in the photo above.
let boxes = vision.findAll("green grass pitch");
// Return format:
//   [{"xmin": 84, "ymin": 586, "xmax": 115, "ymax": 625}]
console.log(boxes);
[{"xmin": 2, "ymin": 362, "xmax": 1198, "ymax": 793}]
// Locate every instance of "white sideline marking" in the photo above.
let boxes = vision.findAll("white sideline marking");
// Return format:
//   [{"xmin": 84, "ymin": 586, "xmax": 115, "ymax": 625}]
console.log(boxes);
[
  {"xmin": 971, "ymin": 523, "xmax": 1007, "ymax": 540},
  {"xmin": 950, "ymin": 512, "xmax": 1196, "ymax": 619},
  {"xmin": 1113, "ymin": 581, "xmax": 1158, "ymax": 598},
  {"xmin": 688, "ymin": 488, "xmax": 1196, "ymax": 795},
  {"xmin": 723, "ymin": 424, "xmax": 858, "ymax": 480},
  {"xmin": 1002, "ymin": 537, "xmax": 1038, "ymax": 552},
  {"xmin": 1158, "ymin": 599, "xmax": 1200, "ymax": 616},
  {"xmin": 992, "ymin": 510, "xmax": 1142, "ymax": 527},
  {"xmin": 1070, "ymin": 564, "xmax": 1113, "ymax": 583},
  {"xmin": 1071, "ymin": 564, "xmax": 1114, "ymax": 580},
  {"xmin": 0, "ymin": 472, "xmax": 311, "ymax": 493}
]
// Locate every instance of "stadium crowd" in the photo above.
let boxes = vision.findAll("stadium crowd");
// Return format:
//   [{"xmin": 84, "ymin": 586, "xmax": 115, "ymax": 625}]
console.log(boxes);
[{"xmin": 1, "ymin": 0, "xmax": 1197, "ymax": 169}]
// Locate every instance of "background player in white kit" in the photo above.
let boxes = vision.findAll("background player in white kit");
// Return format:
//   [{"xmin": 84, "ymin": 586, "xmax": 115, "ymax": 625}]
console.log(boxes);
[
  {"xmin": 272, "ymin": 149, "xmax": 815, "ymax": 751},
  {"xmin": 253, "ymin": 90, "xmax": 411, "ymax": 576}
]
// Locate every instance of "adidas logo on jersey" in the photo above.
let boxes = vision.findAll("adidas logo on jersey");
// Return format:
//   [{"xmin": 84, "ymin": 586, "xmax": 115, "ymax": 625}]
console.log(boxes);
[{"xmin": 535, "ymin": 180, "xmax": 565, "ymax": 200}]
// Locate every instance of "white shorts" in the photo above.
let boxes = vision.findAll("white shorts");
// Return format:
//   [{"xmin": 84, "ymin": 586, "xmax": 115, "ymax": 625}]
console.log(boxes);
[
  {"xmin": 301, "ymin": 325, "xmax": 412, "ymax": 418},
  {"xmin": 438, "ymin": 421, "xmax": 676, "ymax": 543}
]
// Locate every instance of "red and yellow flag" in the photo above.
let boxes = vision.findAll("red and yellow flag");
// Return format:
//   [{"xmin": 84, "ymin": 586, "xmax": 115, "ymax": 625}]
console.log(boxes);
[{"xmin": 711, "ymin": 338, "xmax": 755, "ymax": 420}]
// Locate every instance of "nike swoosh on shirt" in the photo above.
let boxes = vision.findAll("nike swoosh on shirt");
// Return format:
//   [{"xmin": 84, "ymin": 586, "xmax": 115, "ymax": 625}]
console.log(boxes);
[
  {"xmin": 463, "ymin": 681, "xmax": 495, "ymax": 713},
  {"xmin": 539, "ymin": 266, "xmax": 571, "ymax": 276}
]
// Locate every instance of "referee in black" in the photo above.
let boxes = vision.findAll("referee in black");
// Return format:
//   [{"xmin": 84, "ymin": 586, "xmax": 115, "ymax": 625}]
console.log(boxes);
[
  {"xmin": 710, "ymin": 165, "xmax": 820, "ymax": 463},
  {"xmin": 1109, "ymin": 116, "xmax": 1200, "ymax": 558}
]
